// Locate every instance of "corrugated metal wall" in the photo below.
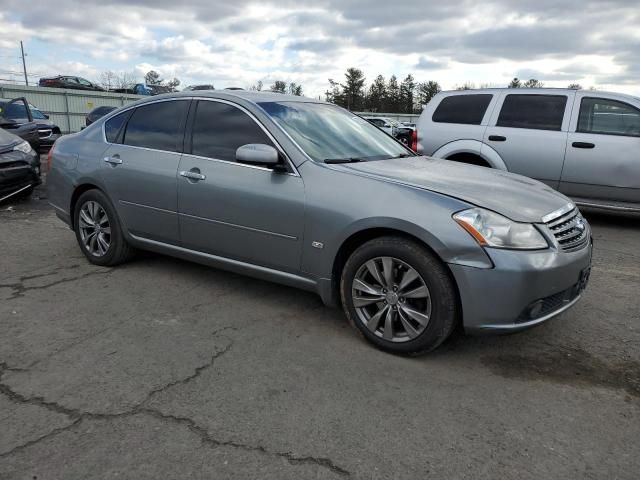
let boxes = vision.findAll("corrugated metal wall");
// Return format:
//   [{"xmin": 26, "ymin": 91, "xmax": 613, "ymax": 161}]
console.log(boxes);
[{"xmin": 0, "ymin": 83, "xmax": 143, "ymax": 133}]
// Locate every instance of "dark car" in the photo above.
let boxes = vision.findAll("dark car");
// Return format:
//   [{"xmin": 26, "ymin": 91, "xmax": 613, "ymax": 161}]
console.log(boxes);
[
  {"xmin": 0, "ymin": 127, "xmax": 41, "ymax": 202},
  {"xmin": 0, "ymin": 99, "xmax": 62, "ymax": 150},
  {"xmin": 183, "ymin": 84, "xmax": 215, "ymax": 91},
  {"xmin": 0, "ymin": 97, "xmax": 40, "ymax": 150},
  {"xmin": 86, "ymin": 106, "xmax": 117, "ymax": 126},
  {"xmin": 39, "ymin": 76, "xmax": 104, "ymax": 92}
]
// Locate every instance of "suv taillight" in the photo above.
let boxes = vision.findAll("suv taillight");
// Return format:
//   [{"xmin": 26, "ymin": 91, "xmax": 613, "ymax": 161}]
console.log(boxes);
[{"xmin": 411, "ymin": 129, "xmax": 418, "ymax": 152}]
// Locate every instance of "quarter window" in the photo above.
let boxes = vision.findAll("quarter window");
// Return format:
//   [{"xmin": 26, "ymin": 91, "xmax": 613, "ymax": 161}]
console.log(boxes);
[
  {"xmin": 577, "ymin": 97, "xmax": 640, "ymax": 137},
  {"xmin": 432, "ymin": 94, "xmax": 493, "ymax": 125},
  {"xmin": 104, "ymin": 110, "xmax": 132, "ymax": 143},
  {"xmin": 190, "ymin": 101, "xmax": 274, "ymax": 162},
  {"xmin": 123, "ymin": 101, "xmax": 188, "ymax": 151},
  {"xmin": 497, "ymin": 94, "xmax": 567, "ymax": 131}
]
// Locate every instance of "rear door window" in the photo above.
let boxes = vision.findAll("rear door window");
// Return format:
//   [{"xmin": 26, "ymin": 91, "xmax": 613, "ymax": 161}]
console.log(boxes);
[
  {"xmin": 190, "ymin": 100, "xmax": 274, "ymax": 162},
  {"xmin": 123, "ymin": 100, "xmax": 188, "ymax": 152},
  {"xmin": 497, "ymin": 94, "xmax": 567, "ymax": 131},
  {"xmin": 432, "ymin": 94, "xmax": 493, "ymax": 125},
  {"xmin": 577, "ymin": 97, "xmax": 640, "ymax": 137}
]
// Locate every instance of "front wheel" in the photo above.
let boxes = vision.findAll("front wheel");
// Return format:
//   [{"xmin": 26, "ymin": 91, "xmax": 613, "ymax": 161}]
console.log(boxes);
[{"xmin": 341, "ymin": 237, "xmax": 458, "ymax": 355}]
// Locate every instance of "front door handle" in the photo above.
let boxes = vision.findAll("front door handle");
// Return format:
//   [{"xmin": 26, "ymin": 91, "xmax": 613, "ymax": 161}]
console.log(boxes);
[
  {"xmin": 488, "ymin": 135, "xmax": 507, "ymax": 142},
  {"xmin": 103, "ymin": 155, "xmax": 122, "ymax": 165},
  {"xmin": 572, "ymin": 142, "xmax": 595, "ymax": 149},
  {"xmin": 180, "ymin": 170, "xmax": 206, "ymax": 181}
]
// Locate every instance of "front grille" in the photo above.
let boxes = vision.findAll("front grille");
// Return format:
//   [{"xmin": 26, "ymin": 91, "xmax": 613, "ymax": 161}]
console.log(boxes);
[
  {"xmin": 38, "ymin": 129, "xmax": 53, "ymax": 139},
  {"xmin": 544, "ymin": 208, "xmax": 589, "ymax": 252}
]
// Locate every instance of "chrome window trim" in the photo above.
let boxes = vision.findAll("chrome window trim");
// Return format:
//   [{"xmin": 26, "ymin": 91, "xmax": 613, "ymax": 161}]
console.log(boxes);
[
  {"xmin": 180, "ymin": 152, "xmax": 299, "ymax": 177},
  {"xmin": 101, "ymin": 96, "xmax": 300, "ymax": 177}
]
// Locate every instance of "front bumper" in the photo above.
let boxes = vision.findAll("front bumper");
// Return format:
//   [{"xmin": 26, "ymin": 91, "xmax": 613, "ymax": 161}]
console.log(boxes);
[
  {"xmin": 450, "ymin": 238, "xmax": 593, "ymax": 334},
  {"xmin": 0, "ymin": 149, "xmax": 41, "ymax": 200}
]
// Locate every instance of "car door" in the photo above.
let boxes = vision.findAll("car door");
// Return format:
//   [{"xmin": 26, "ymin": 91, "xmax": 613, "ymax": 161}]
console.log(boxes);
[
  {"xmin": 177, "ymin": 99, "xmax": 305, "ymax": 273},
  {"xmin": 561, "ymin": 94, "xmax": 640, "ymax": 205},
  {"xmin": 483, "ymin": 92, "xmax": 574, "ymax": 188},
  {"xmin": 100, "ymin": 99, "xmax": 189, "ymax": 245}
]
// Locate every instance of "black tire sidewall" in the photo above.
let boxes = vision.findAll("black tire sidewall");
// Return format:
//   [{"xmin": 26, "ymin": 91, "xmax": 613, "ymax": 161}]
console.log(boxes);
[
  {"xmin": 341, "ymin": 237, "xmax": 457, "ymax": 354},
  {"xmin": 73, "ymin": 189, "xmax": 125, "ymax": 266}
]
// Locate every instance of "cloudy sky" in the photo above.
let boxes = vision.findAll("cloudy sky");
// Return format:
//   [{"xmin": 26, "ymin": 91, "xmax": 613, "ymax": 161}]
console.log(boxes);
[{"xmin": 1, "ymin": 0, "xmax": 638, "ymax": 98}]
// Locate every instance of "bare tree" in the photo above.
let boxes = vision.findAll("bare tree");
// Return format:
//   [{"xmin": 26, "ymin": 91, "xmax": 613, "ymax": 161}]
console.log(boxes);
[
  {"xmin": 99, "ymin": 70, "xmax": 118, "ymax": 90},
  {"xmin": 114, "ymin": 71, "xmax": 137, "ymax": 90},
  {"xmin": 250, "ymin": 80, "xmax": 263, "ymax": 91},
  {"xmin": 522, "ymin": 78, "xmax": 544, "ymax": 88},
  {"xmin": 568, "ymin": 83, "xmax": 583, "ymax": 90}
]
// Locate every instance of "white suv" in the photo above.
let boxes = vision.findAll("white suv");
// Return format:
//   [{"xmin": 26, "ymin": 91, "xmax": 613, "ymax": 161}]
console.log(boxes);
[{"xmin": 416, "ymin": 88, "xmax": 640, "ymax": 212}]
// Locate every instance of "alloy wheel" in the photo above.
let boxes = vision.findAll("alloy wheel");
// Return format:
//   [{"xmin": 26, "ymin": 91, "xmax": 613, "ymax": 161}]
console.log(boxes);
[
  {"xmin": 352, "ymin": 256, "xmax": 432, "ymax": 343},
  {"xmin": 78, "ymin": 200, "xmax": 111, "ymax": 257}
]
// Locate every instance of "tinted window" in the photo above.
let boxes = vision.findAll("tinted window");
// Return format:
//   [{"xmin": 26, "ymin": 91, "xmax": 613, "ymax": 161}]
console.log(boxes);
[
  {"xmin": 497, "ymin": 94, "xmax": 567, "ymax": 131},
  {"xmin": 432, "ymin": 94, "xmax": 492, "ymax": 125},
  {"xmin": 104, "ymin": 110, "xmax": 132, "ymax": 143},
  {"xmin": 191, "ymin": 101, "xmax": 274, "ymax": 162},
  {"xmin": 123, "ymin": 101, "xmax": 188, "ymax": 151},
  {"xmin": 578, "ymin": 97, "xmax": 640, "ymax": 137},
  {"xmin": 1, "ymin": 102, "xmax": 28, "ymax": 119}
]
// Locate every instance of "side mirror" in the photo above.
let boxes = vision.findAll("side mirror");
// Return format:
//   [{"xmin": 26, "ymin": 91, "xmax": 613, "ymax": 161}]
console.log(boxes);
[
  {"xmin": 383, "ymin": 123, "xmax": 391, "ymax": 128},
  {"xmin": 44, "ymin": 113, "xmax": 50, "ymax": 119},
  {"xmin": 236, "ymin": 144, "xmax": 280, "ymax": 166}
]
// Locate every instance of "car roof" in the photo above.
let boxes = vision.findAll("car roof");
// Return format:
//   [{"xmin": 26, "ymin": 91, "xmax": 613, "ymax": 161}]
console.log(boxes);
[
  {"xmin": 440, "ymin": 87, "xmax": 639, "ymax": 102},
  {"xmin": 131, "ymin": 90, "xmax": 325, "ymax": 106}
]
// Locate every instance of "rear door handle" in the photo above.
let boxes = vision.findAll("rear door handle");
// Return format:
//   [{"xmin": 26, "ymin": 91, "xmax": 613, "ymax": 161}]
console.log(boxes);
[
  {"xmin": 572, "ymin": 142, "xmax": 595, "ymax": 149},
  {"xmin": 488, "ymin": 135, "xmax": 507, "ymax": 142},
  {"xmin": 103, "ymin": 155, "xmax": 122, "ymax": 165},
  {"xmin": 180, "ymin": 170, "xmax": 206, "ymax": 181}
]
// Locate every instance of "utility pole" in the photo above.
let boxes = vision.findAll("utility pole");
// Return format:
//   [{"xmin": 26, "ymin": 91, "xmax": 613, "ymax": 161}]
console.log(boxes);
[{"xmin": 20, "ymin": 41, "xmax": 28, "ymax": 86}]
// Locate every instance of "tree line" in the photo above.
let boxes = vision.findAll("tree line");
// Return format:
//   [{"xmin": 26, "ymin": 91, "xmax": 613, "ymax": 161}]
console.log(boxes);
[{"xmin": 325, "ymin": 69, "xmax": 590, "ymax": 113}]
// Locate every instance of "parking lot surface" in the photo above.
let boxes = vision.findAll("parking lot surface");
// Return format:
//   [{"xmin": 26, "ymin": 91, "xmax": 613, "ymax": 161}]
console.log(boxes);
[{"xmin": 1, "ymin": 184, "xmax": 639, "ymax": 479}]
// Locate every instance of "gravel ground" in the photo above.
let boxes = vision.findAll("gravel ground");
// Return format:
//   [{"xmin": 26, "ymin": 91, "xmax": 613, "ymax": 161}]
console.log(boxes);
[{"xmin": 1, "ymin": 181, "xmax": 638, "ymax": 479}]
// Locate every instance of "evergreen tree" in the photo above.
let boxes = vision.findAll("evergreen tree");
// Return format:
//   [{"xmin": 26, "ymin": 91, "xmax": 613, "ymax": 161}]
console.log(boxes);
[
  {"xmin": 385, "ymin": 75, "xmax": 400, "ymax": 113},
  {"xmin": 366, "ymin": 75, "xmax": 387, "ymax": 112},
  {"xmin": 416, "ymin": 81, "xmax": 441, "ymax": 111},
  {"xmin": 340, "ymin": 68, "xmax": 366, "ymax": 110},
  {"xmin": 399, "ymin": 74, "xmax": 416, "ymax": 113}
]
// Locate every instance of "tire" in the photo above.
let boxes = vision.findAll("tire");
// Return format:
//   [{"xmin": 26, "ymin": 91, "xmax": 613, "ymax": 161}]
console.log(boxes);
[
  {"xmin": 73, "ymin": 189, "xmax": 135, "ymax": 266},
  {"xmin": 340, "ymin": 236, "xmax": 458, "ymax": 355}
]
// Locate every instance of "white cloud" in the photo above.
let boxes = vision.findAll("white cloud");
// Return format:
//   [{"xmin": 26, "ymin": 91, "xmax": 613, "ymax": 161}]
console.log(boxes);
[{"xmin": 0, "ymin": 0, "xmax": 638, "ymax": 97}]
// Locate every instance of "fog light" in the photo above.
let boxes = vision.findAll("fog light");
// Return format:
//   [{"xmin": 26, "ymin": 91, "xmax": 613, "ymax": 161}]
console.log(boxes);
[{"xmin": 528, "ymin": 300, "xmax": 544, "ymax": 319}]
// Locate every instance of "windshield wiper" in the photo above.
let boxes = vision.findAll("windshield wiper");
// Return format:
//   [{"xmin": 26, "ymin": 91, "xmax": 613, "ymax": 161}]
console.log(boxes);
[
  {"xmin": 323, "ymin": 157, "xmax": 365, "ymax": 164},
  {"xmin": 391, "ymin": 153, "xmax": 414, "ymax": 159}
]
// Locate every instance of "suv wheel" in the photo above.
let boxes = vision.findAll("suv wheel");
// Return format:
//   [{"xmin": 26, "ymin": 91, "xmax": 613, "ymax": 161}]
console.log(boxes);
[
  {"xmin": 341, "ymin": 237, "xmax": 458, "ymax": 354},
  {"xmin": 74, "ymin": 189, "xmax": 135, "ymax": 266}
]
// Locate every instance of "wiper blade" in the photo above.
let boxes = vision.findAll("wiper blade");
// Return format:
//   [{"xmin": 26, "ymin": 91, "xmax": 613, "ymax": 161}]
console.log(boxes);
[{"xmin": 323, "ymin": 157, "xmax": 365, "ymax": 164}]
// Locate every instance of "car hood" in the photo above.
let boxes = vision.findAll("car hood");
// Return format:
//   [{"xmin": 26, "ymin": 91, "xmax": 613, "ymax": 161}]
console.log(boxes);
[
  {"xmin": 333, "ymin": 156, "xmax": 572, "ymax": 223},
  {"xmin": 0, "ymin": 127, "xmax": 21, "ymax": 151}
]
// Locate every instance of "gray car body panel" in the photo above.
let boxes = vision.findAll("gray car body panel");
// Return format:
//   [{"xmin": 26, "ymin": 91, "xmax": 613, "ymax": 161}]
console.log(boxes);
[
  {"xmin": 418, "ymin": 88, "xmax": 640, "ymax": 211},
  {"xmin": 48, "ymin": 90, "xmax": 592, "ymax": 331}
]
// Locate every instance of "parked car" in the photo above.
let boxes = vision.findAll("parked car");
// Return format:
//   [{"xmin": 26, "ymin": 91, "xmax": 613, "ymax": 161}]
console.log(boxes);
[
  {"xmin": 401, "ymin": 122, "xmax": 416, "ymax": 129},
  {"xmin": 0, "ymin": 99, "xmax": 61, "ymax": 150},
  {"xmin": 184, "ymin": 84, "xmax": 215, "ymax": 91},
  {"xmin": 0, "ymin": 127, "xmax": 41, "ymax": 202},
  {"xmin": 39, "ymin": 76, "xmax": 104, "ymax": 91},
  {"xmin": 48, "ymin": 91, "xmax": 592, "ymax": 354},
  {"xmin": 0, "ymin": 97, "xmax": 39, "ymax": 150},
  {"xmin": 111, "ymin": 84, "xmax": 152, "ymax": 96},
  {"xmin": 363, "ymin": 116, "xmax": 413, "ymax": 146},
  {"xmin": 417, "ymin": 88, "xmax": 640, "ymax": 212},
  {"xmin": 86, "ymin": 106, "xmax": 117, "ymax": 126},
  {"xmin": 362, "ymin": 116, "xmax": 397, "ymax": 136}
]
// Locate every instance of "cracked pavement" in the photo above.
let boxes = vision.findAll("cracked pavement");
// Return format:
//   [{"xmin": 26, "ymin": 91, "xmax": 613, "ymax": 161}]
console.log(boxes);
[{"xmin": 1, "ymin": 186, "xmax": 639, "ymax": 479}]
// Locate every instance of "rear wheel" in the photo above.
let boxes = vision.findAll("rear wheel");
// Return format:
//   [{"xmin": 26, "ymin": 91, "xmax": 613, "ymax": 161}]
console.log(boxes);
[
  {"xmin": 73, "ymin": 189, "xmax": 135, "ymax": 266},
  {"xmin": 341, "ymin": 237, "xmax": 458, "ymax": 354}
]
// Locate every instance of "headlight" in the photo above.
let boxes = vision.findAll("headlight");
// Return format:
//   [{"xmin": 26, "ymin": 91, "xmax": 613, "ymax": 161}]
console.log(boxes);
[
  {"xmin": 453, "ymin": 208, "xmax": 548, "ymax": 250},
  {"xmin": 13, "ymin": 141, "xmax": 33, "ymax": 154}
]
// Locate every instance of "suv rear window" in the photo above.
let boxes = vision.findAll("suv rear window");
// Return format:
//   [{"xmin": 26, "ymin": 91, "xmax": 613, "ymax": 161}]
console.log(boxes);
[
  {"xmin": 432, "ymin": 94, "xmax": 493, "ymax": 125},
  {"xmin": 497, "ymin": 94, "xmax": 567, "ymax": 131}
]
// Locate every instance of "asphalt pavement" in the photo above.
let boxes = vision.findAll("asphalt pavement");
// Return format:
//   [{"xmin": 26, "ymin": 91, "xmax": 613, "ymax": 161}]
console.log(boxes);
[{"xmin": 0, "ymin": 184, "xmax": 638, "ymax": 479}]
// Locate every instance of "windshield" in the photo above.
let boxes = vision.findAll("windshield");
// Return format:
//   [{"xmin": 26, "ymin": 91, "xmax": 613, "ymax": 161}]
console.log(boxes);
[{"xmin": 258, "ymin": 101, "xmax": 413, "ymax": 162}]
